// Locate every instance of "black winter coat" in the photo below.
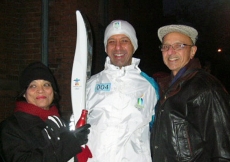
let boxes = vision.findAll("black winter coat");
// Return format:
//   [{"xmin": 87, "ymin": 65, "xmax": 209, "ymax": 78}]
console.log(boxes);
[
  {"xmin": 150, "ymin": 59, "xmax": 230, "ymax": 161},
  {"xmin": 0, "ymin": 111, "xmax": 82, "ymax": 162}
]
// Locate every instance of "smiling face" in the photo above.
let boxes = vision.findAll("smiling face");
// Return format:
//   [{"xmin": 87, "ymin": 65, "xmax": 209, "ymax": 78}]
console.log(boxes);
[
  {"xmin": 162, "ymin": 32, "xmax": 197, "ymax": 76},
  {"xmin": 24, "ymin": 80, "xmax": 54, "ymax": 110},
  {"xmin": 106, "ymin": 34, "xmax": 134, "ymax": 68}
]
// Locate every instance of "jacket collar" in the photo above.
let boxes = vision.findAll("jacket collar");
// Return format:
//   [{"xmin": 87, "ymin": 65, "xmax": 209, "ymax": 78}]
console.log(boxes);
[
  {"xmin": 158, "ymin": 58, "xmax": 202, "ymax": 103},
  {"xmin": 14, "ymin": 111, "xmax": 45, "ymax": 131},
  {"xmin": 104, "ymin": 56, "xmax": 141, "ymax": 72}
]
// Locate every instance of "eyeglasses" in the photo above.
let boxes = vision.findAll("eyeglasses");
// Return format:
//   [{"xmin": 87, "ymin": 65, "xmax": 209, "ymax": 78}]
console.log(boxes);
[{"xmin": 159, "ymin": 43, "xmax": 194, "ymax": 52}]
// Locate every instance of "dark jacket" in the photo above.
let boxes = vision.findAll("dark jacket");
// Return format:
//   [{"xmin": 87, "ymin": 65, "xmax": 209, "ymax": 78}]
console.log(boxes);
[
  {"xmin": 150, "ymin": 59, "xmax": 230, "ymax": 161},
  {"xmin": 0, "ymin": 111, "xmax": 81, "ymax": 162}
]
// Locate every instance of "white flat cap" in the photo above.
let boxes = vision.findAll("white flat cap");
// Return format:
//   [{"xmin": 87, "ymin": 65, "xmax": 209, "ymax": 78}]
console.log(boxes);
[{"xmin": 158, "ymin": 24, "xmax": 198, "ymax": 44}]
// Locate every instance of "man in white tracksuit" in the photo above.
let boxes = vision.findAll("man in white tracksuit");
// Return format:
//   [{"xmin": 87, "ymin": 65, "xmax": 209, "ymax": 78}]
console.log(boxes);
[{"xmin": 86, "ymin": 20, "xmax": 159, "ymax": 162}]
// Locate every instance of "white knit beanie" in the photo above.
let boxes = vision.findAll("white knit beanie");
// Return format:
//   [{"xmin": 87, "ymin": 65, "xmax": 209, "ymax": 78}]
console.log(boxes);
[{"xmin": 104, "ymin": 20, "xmax": 138, "ymax": 53}]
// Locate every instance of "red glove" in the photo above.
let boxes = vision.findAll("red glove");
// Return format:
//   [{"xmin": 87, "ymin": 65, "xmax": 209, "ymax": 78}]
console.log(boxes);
[{"xmin": 76, "ymin": 145, "xmax": 92, "ymax": 162}]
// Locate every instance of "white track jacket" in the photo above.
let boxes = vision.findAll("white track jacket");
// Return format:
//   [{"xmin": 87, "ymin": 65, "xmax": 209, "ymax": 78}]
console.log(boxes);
[{"xmin": 86, "ymin": 57, "xmax": 158, "ymax": 162}]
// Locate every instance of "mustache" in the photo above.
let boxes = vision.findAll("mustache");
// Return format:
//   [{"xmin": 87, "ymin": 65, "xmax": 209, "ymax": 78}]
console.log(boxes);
[{"xmin": 112, "ymin": 50, "xmax": 126, "ymax": 54}]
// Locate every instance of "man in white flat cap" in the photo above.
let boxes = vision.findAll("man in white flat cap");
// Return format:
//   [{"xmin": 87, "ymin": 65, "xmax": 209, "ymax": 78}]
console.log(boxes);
[
  {"xmin": 86, "ymin": 20, "xmax": 159, "ymax": 162},
  {"xmin": 150, "ymin": 24, "xmax": 230, "ymax": 161}
]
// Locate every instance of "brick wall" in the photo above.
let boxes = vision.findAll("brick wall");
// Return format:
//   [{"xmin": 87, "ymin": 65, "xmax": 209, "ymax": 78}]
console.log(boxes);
[{"xmin": 0, "ymin": 1, "xmax": 43, "ymax": 121}]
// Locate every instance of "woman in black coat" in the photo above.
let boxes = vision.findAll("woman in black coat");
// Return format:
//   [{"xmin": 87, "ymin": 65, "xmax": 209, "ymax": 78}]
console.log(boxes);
[{"xmin": 0, "ymin": 62, "xmax": 90, "ymax": 162}]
